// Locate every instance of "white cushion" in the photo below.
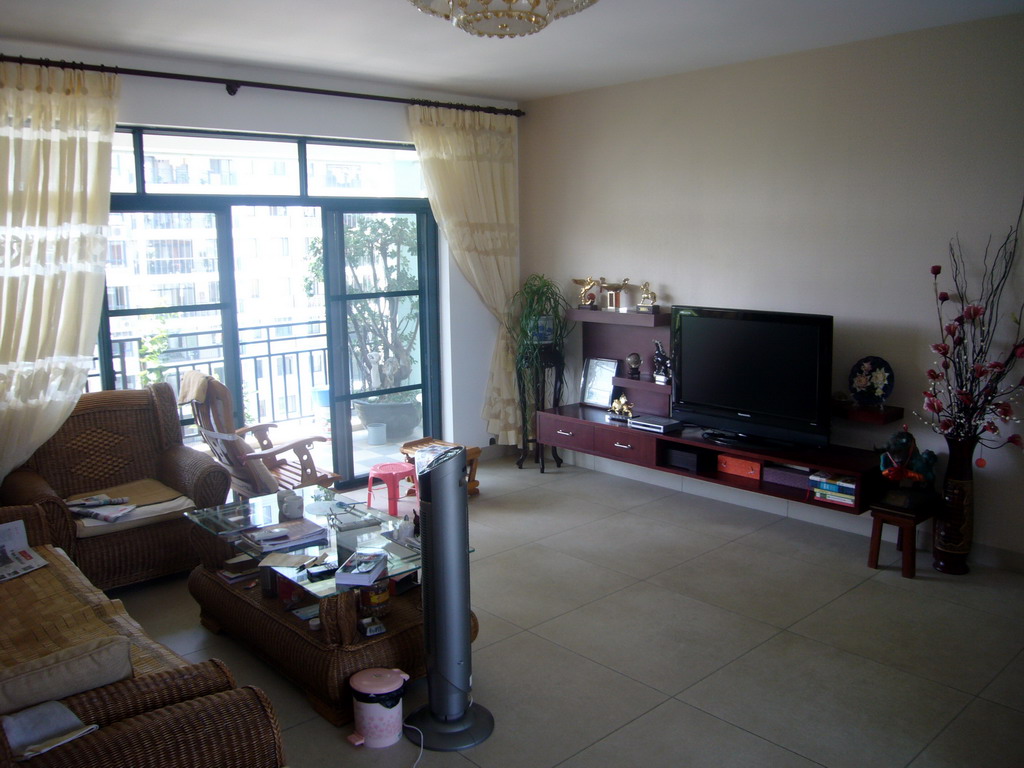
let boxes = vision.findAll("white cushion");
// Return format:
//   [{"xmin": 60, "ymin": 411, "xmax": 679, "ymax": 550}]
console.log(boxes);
[{"xmin": 0, "ymin": 636, "xmax": 132, "ymax": 715}]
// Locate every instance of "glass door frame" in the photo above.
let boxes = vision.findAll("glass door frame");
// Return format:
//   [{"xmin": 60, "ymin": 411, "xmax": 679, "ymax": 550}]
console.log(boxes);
[{"xmin": 321, "ymin": 202, "xmax": 441, "ymax": 487}]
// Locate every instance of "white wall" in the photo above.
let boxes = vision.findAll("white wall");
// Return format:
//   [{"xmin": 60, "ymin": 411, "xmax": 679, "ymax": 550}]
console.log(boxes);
[
  {"xmin": 519, "ymin": 15, "xmax": 1024, "ymax": 567},
  {"xmin": 0, "ymin": 37, "xmax": 504, "ymax": 450}
]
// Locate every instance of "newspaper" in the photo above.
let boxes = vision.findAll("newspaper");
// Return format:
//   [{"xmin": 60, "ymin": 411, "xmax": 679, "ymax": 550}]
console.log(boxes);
[{"xmin": 0, "ymin": 520, "xmax": 48, "ymax": 583}]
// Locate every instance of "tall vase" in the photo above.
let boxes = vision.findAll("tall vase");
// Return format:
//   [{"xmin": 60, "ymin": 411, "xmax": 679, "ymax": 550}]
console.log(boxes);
[{"xmin": 932, "ymin": 435, "xmax": 978, "ymax": 575}]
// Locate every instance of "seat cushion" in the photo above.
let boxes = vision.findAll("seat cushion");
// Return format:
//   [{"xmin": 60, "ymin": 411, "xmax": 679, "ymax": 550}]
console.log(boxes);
[
  {"xmin": 0, "ymin": 636, "xmax": 132, "ymax": 715},
  {"xmin": 70, "ymin": 479, "xmax": 194, "ymax": 539}
]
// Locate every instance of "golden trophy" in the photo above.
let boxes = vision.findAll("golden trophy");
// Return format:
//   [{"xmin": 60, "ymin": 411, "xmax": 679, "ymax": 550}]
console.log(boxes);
[
  {"xmin": 636, "ymin": 281, "xmax": 660, "ymax": 314},
  {"xmin": 572, "ymin": 277, "xmax": 600, "ymax": 309}
]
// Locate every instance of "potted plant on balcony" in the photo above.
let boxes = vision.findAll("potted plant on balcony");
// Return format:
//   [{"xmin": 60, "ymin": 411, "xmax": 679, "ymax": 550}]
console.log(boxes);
[
  {"xmin": 306, "ymin": 215, "xmax": 422, "ymax": 440},
  {"xmin": 506, "ymin": 274, "xmax": 574, "ymax": 446}
]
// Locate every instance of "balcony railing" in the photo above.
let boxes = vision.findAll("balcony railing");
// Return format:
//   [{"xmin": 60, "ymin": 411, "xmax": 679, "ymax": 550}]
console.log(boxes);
[{"xmin": 90, "ymin": 319, "xmax": 330, "ymax": 429}]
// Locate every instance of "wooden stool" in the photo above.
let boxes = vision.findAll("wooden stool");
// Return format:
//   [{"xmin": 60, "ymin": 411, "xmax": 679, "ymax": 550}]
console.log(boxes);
[
  {"xmin": 867, "ymin": 500, "xmax": 935, "ymax": 578},
  {"xmin": 400, "ymin": 438, "xmax": 481, "ymax": 496},
  {"xmin": 367, "ymin": 462, "xmax": 416, "ymax": 517}
]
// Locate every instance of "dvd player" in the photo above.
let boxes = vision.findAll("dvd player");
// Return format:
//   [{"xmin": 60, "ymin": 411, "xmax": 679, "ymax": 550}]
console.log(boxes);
[{"xmin": 627, "ymin": 415, "xmax": 683, "ymax": 433}]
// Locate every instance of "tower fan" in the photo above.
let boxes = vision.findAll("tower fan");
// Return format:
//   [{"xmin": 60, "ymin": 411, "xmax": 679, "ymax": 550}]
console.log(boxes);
[{"xmin": 404, "ymin": 445, "xmax": 494, "ymax": 750}]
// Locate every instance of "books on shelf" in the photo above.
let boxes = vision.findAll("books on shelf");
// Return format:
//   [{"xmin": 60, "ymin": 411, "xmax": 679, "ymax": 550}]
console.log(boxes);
[
  {"xmin": 808, "ymin": 472, "xmax": 857, "ymax": 507},
  {"xmin": 334, "ymin": 551, "xmax": 388, "ymax": 586},
  {"xmin": 240, "ymin": 518, "xmax": 329, "ymax": 553}
]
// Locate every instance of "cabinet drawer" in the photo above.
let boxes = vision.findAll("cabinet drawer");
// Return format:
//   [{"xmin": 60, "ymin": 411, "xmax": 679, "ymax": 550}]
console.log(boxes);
[
  {"xmin": 537, "ymin": 414, "xmax": 595, "ymax": 452},
  {"xmin": 593, "ymin": 427, "xmax": 655, "ymax": 466}
]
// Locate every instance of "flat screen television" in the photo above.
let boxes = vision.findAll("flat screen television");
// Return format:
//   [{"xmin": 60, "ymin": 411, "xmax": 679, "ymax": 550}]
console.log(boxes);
[{"xmin": 670, "ymin": 305, "xmax": 833, "ymax": 448}]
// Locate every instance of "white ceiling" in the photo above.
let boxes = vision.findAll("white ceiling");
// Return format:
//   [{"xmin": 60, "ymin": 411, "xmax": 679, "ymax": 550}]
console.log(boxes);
[{"xmin": 3, "ymin": 0, "xmax": 1023, "ymax": 102}]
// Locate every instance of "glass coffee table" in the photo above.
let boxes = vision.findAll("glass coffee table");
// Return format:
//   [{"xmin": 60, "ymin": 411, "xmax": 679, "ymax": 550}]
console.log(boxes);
[
  {"xmin": 189, "ymin": 487, "xmax": 422, "ymax": 600},
  {"xmin": 186, "ymin": 485, "xmax": 477, "ymax": 726}
]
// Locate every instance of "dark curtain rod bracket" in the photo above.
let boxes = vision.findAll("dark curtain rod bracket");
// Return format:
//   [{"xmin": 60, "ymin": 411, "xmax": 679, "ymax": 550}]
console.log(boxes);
[{"xmin": 0, "ymin": 53, "xmax": 525, "ymax": 117}]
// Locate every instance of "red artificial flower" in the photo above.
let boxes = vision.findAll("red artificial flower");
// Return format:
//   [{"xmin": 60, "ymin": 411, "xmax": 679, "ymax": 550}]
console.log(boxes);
[
  {"xmin": 1015, "ymin": 344, "xmax": 1024, "ymax": 359},
  {"xmin": 943, "ymin": 323, "xmax": 959, "ymax": 337},
  {"xmin": 993, "ymin": 401, "xmax": 1014, "ymax": 421},
  {"xmin": 956, "ymin": 390, "xmax": 973, "ymax": 406},
  {"xmin": 963, "ymin": 304, "xmax": 985, "ymax": 321},
  {"xmin": 984, "ymin": 421, "xmax": 999, "ymax": 434},
  {"xmin": 942, "ymin": 359, "xmax": 951, "ymax": 370},
  {"xmin": 938, "ymin": 291, "xmax": 950, "ymax": 302},
  {"xmin": 938, "ymin": 418, "xmax": 955, "ymax": 433},
  {"xmin": 972, "ymin": 363, "xmax": 989, "ymax": 379},
  {"xmin": 923, "ymin": 395, "xmax": 945, "ymax": 413},
  {"xmin": 987, "ymin": 361, "xmax": 1006, "ymax": 374},
  {"xmin": 926, "ymin": 369, "xmax": 944, "ymax": 381},
  {"xmin": 1008, "ymin": 434, "xmax": 1023, "ymax": 448},
  {"xmin": 931, "ymin": 343, "xmax": 950, "ymax": 356},
  {"xmin": 931, "ymin": 265, "xmax": 942, "ymax": 275}
]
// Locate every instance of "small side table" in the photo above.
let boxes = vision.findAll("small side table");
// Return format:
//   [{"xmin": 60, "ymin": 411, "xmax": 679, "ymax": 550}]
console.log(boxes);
[
  {"xmin": 867, "ymin": 499, "xmax": 936, "ymax": 578},
  {"xmin": 400, "ymin": 438, "xmax": 481, "ymax": 496}
]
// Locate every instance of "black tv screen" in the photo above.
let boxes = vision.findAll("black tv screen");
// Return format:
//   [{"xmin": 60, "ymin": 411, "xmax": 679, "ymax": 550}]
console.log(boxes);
[{"xmin": 670, "ymin": 305, "xmax": 833, "ymax": 447}]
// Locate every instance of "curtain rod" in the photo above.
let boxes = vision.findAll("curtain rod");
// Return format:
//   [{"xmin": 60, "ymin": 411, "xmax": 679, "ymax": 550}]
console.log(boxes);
[{"xmin": 0, "ymin": 53, "xmax": 525, "ymax": 117}]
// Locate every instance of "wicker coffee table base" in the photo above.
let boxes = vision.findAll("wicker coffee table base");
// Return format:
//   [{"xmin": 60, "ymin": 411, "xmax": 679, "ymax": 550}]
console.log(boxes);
[{"xmin": 187, "ymin": 565, "xmax": 477, "ymax": 726}]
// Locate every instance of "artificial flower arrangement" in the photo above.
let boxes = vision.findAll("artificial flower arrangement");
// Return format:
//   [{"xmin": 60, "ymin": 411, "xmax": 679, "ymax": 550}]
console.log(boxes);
[{"xmin": 920, "ymin": 202, "xmax": 1024, "ymax": 458}]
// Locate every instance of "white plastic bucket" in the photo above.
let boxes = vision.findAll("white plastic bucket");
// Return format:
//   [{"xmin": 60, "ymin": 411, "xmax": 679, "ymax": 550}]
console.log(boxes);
[{"xmin": 366, "ymin": 423, "xmax": 387, "ymax": 446}]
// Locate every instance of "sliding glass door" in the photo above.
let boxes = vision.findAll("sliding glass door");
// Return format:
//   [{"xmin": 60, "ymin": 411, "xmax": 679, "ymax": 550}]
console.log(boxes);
[{"xmin": 96, "ymin": 129, "xmax": 440, "ymax": 487}]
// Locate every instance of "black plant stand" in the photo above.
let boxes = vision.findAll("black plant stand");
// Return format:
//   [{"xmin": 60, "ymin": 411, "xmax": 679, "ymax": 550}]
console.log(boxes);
[{"xmin": 515, "ymin": 346, "xmax": 564, "ymax": 472}]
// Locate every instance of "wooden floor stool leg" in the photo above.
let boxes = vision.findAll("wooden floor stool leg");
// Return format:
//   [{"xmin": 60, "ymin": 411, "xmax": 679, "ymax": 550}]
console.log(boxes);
[
  {"xmin": 900, "ymin": 521, "xmax": 916, "ymax": 578},
  {"xmin": 868, "ymin": 514, "xmax": 883, "ymax": 570}
]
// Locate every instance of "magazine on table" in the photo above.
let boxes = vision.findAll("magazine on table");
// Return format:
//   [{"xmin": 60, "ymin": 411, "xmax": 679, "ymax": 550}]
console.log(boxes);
[
  {"xmin": 240, "ymin": 518, "xmax": 329, "ymax": 553},
  {"xmin": 334, "ymin": 550, "xmax": 388, "ymax": 586},
  {"xmin": 0, "ymin": 520, "xmax": 48, "ymax": 582}
]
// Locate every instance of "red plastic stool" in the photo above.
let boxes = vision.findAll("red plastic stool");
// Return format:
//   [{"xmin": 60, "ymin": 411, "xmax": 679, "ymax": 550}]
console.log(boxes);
[{"xmin": 367, "ymin": 462, "xmax": 416, "ymax": 517}]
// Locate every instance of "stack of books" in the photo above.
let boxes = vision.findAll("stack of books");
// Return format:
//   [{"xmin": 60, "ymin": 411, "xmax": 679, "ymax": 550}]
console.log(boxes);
[
  {"xmin": 334, "ymin": 551, "xmax": 388, "ymax": 586},
  {"xmin": 240, "ymin": 519, "xmax": 328, "ymax": 553},
  {"xmin": 808, "ymin": 472, "xmax": 857, "ymax": 507}
]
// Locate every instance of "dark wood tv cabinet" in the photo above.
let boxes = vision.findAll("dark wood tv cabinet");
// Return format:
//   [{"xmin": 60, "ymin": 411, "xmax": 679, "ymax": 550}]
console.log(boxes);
[{"xmin": 537, "ymin": 404, "xmax": 880, "ymax": 513}]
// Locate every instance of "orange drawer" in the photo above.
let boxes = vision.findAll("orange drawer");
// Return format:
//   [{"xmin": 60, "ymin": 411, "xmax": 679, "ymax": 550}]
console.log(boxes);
[
  {"xmin": 593, "ymin": 427, "xmax": 655, "ymax": 466},
  {"xmin": 537, "ymin": 413, "xmax": 595, "ymax": 452},
  {"xmin": 717, "ymin": 455, "xmax": 761, "ymax": 479}
]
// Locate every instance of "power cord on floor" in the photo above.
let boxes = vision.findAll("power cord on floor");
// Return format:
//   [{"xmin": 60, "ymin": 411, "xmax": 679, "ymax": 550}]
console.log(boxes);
[{"xmin": 402, "ymin": 723, "xmax": 425, "ymax": 768}]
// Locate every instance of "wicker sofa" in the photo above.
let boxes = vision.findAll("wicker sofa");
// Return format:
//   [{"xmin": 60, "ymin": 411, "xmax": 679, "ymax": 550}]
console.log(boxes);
[
  {"xmin": 0, "ymin": 384, "xmax": 230, "ymax": 590},
  {"xmin": 0, "ymin": 504, "xmax": 286, "ymax": 768}
]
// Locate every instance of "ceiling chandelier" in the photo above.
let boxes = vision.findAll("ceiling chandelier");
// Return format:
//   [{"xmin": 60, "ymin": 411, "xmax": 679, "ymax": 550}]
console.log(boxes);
[{"xmin": 408, "ymin": 0, "xmax": 599, "ymax": 39}]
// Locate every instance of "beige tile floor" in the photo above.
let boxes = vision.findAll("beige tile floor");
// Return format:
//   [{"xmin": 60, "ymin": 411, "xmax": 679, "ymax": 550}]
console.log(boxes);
[{"xmin": 113, "ymin": 456, "xmax": 1024, "ymax": 768}]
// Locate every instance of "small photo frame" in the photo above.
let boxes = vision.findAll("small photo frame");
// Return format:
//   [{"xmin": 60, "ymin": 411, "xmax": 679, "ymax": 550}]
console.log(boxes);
[{"xmin": 581, "ymin": 357, "xmax": 618, "ymax": 407}]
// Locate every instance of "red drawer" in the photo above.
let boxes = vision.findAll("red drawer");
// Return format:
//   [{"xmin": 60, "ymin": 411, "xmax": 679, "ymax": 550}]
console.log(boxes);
[
  {"xmin": 717, "ymin": 455, "xmax": 761, "ymax": 479},
  {"xmin": 593, "ymin": 426, "xmax": 655, "ymax": 466},
  {"xmin": 537, "ymin": 413, "xmax": 595, "ymax": 452}
]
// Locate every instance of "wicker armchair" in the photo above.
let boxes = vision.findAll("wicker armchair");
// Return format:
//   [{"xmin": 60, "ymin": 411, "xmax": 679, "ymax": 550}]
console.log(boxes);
[{"xmin": 0, "ymin": 384, "xmax": 230, "ymax": 590}]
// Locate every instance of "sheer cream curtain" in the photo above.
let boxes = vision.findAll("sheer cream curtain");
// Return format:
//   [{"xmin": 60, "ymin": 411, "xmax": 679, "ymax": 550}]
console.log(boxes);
[
  {"xmin": 408, "ymin": 105, "xmax": 520, "ymax": 445},
  {"xmin": 0, "ymin": 64, "xmax": 120, "ymax": 480}
]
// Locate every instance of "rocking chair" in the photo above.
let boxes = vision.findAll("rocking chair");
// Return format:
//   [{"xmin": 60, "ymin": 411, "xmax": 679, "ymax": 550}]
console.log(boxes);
[{"xmin": 179, "ymin": 371, "xmax": 340, "ymax": 500}]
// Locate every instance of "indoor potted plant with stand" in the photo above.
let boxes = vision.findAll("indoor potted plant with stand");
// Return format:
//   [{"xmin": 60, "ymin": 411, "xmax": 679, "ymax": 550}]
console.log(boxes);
[{"xmin": 506, "ymin": 274, "xmax": 574, "ymax": 467}]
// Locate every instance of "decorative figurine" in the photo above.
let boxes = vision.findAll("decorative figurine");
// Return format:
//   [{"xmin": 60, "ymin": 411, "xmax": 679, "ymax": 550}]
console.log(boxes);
[
  {"xmin": 877, "ymin": 425, "xmax": 937, "ymax": 508},
  {"xmin": 652, "ymin": 339, "xmax": 671, "ymax": 385},
  {"xmin": 599, "ymin": 277, "xmax": 629, "ymax": 311},
  {"xmin": 607, "ymin": 394, "xmax": 633, "ymax": 420},
  {"xmin": 635, "ymin": 281, "xmax": 660, "ymax": 314},
  {"xmin": 625, "ymin": 352, "xmax": 642, "ymax": 379},
  {"xmin": 572, "ymin": 277, "xmax": 600, "ymax": 309},
  {"xmin": 880, "ymin": 425, "xmax": 936, "ymax": 487}
]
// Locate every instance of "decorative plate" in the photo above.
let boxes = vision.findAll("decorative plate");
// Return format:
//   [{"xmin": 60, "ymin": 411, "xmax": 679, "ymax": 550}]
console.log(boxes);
[{"xmin": 848, "ymin": 356, "xmax": 894, "ymax": 405}]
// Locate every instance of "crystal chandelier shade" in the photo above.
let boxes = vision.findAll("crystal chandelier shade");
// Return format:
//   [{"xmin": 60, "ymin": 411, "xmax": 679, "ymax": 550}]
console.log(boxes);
[{"xmin": 408, "ymin": 0, "xmax": 599, "ymax": 38}]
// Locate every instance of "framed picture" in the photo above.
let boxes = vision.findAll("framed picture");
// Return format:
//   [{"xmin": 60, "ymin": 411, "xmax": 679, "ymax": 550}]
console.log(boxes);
[{"xmin": 581, "ymin": 357, "xmax": 619, "ymax": 407}]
